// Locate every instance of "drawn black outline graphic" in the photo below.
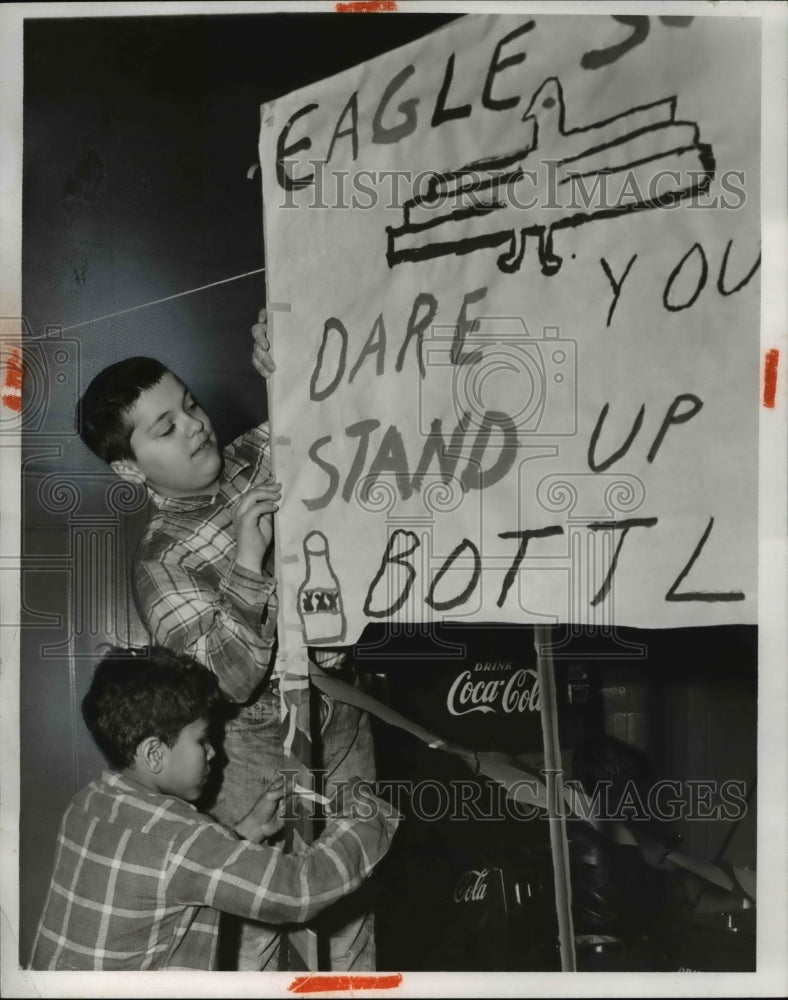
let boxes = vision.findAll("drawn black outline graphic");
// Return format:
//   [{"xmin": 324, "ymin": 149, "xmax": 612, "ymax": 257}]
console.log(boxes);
[
  {"xmin": 296, "ymin": 529, "xmax": 347, "ymax": 643},
  {"xmin": 385, "ymin": 77, "xmax": 716, "ymax": 275}
]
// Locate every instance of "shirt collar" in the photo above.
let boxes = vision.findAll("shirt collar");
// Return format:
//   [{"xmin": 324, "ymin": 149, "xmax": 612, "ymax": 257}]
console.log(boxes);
[
  {"xmin": 146, "ymin": 485, "xmax": 217, "ymax": 513},
  {"xmin": 107, "ymin": 770, "xmax": 197, "ymax": 811}
]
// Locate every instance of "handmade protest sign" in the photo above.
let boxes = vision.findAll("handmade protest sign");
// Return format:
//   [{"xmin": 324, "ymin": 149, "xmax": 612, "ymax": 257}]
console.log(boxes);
[{"xmin": 259, "ymin": 13, "xmax": 760, "ymax": 651}]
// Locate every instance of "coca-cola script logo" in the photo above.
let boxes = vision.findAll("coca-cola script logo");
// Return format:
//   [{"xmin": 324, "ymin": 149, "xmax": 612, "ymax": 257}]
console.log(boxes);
[
  {"xmin": 453, "ymin": 868, "xmax": 489, "ymax": 903},
  {"xmin": 447, "ymin": 665, "xmax": 541, "ymax": 717}
]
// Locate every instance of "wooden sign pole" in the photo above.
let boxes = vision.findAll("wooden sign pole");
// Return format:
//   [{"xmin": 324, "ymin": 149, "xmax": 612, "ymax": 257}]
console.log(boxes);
[{"xmin": 535, "ymin": 624, "xmax": 576, "ymax": 972}]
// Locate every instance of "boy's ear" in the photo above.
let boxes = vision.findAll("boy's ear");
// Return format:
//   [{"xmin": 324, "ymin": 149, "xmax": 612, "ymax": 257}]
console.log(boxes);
[
  {"xmin": 136, "ymin": 736, "xmax": 166, "ymax": 774},
  {"xmin": 111, "ymin": 459, "xmax": 145, "ymax": 485}
]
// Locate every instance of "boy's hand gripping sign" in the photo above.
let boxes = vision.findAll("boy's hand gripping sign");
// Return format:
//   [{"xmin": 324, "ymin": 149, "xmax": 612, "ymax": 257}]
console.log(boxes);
[{"xmin": 259, "ymin": 14, "xmax": 760, "ymax": 651}]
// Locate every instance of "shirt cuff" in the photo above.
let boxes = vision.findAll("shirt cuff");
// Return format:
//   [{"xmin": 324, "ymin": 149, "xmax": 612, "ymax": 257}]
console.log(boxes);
[{"xmin": 224, "ymin": 562, "xmax": 277, "ymax": 613}]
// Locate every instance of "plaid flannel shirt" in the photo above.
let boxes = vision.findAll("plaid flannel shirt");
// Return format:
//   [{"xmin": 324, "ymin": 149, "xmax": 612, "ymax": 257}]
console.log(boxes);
[
  {"xmin": 32, "ymin": 771, "xmax": 399, "ymax": 971},
  {"xmin": 132, "ymin": 423, "xmax": 342, "ymax": 710},
  {"xmin": 132, "ymin": 424, "xmax": 279, "ymax": 707}
]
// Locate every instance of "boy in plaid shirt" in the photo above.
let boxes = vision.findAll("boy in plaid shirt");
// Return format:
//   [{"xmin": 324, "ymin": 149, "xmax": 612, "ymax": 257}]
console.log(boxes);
[
  {"xmin": 75, "ymin": 319, "xmax": 376, "ymax": 969},
  {"xmin": 31, "ymin": 647, "xmax": 397, "ymax": 971}
]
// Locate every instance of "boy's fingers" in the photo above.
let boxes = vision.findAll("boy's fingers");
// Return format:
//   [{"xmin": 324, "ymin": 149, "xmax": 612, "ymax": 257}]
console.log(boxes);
[
  {"xmin": 254, "ymin": 357, "xmax": 274, "ymax": 377},
  {"xmin": 237, "ymin": 484, "xmax": 282, "ymax": 504},
  {"xmin": 251, "ymin": 317, "xmax": 269, "ymax": 343},
  {"xmin": 236, "ymin": 495, "xmax": 272, "ymax": 517},
  {"xmin": 241, "ymin": 498, "xmax": 280, "ymax": 518},
  {"xmin": 244, "ymin": 489, "xmax": 282, "ymax": 503},
  {"xmin": 253, "ymin": 349, "xmax": 275, "ymax": 374},
  {"xmin": 255, "ymin": 503, "xmax": 279, "ymax": 516}
]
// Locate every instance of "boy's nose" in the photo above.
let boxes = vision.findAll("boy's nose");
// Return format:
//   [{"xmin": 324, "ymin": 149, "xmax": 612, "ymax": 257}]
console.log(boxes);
[
  {"xmin": 185, "ymin": 412, "xmax": 204, "ymax": 434},
  {"xmin": 206, "ymin": 743, "xmax": 216, "ymax": 762}
]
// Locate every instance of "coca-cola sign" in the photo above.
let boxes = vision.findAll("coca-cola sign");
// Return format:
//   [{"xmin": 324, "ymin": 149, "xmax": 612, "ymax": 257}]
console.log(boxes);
[
  {"xmin": 447, "ymin": 664, "xmax": 541, "ymax": 717},
  {"xmin": 453, "ymin": 868, "xmax": 489, "ymax": 903},
  {"xmin": 362, "ymin": 627, "xmax": 544, "ymax": 754}
]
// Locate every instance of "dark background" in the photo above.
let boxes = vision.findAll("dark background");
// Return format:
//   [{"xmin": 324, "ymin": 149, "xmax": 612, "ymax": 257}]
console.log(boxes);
[
  {"xmin": 23, "ymin": 13, "xmax": 460, "ymax": 452},
  {"xmin": 20, "ymin": 11, "xmax": 756, "ymax": 971},
  {"xmin": 20, "ymin": 11, "xmax": 458, "ymax": 965}
]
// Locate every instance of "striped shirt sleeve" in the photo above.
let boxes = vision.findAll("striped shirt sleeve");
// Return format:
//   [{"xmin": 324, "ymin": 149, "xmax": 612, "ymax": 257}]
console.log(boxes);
[{"xmin": 167, "ymin": 795, "xmax": 400, "ymax": 925}]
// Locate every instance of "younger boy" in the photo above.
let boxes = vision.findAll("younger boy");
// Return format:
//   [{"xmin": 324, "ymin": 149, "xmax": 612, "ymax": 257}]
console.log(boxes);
[{"xmin": 31, "ymin": 647, "xmax": 397, "ymax": 972}]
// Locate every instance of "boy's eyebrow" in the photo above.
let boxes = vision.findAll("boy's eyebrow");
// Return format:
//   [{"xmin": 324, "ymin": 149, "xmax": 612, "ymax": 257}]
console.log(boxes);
[{"xmin": 146, "ymin": 388, "xmax": 192, "ymax": 432}]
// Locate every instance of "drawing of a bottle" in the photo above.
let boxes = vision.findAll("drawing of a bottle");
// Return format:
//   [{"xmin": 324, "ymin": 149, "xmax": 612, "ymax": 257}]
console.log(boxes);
[{"xmin": 297, "ymin": 530, "xmax": 347, "ymax": 643}]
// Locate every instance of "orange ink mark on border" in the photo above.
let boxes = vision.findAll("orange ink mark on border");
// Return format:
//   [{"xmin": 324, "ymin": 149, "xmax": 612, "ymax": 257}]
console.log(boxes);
[
  {"xmin": 289, "ymin": 973, "xmax": 403, "ymax": 994},
  {"xmin": 335, "ymin": 1, "xmax": 398, "ymax": 12},
  {"xmin": 2, "ymin": 347, "xmax": 23, "ymax": 411},
  {"xmin": 1, "ymin": 393, "xmax": 22, "ymax": 412},
  {"xmin": 763, "ymin": 348, "xmax": 779, "ymax": 409}
]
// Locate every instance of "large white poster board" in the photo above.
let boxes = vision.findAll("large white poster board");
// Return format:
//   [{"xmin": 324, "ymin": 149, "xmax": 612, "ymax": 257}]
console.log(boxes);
[{"xmin": 259, "ymin": 13, "xmax": 760, "ymax": 650}]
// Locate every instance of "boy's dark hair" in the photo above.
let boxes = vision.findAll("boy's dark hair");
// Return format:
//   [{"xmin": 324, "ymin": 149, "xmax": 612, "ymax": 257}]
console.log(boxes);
[
  {"xmin": 76, "ymin": 357, "xmax": 173, "ymax": 464},
  {"xmin": 81, "ymin": 646, "xmax": 223, "ymax": 769}
]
